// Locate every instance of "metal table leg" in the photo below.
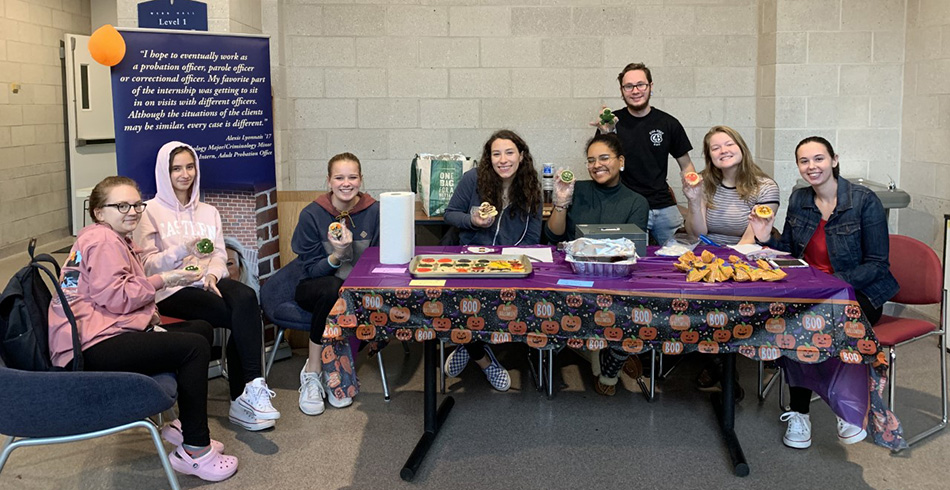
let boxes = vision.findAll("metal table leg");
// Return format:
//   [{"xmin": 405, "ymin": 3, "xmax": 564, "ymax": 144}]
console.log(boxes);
[
  {"xmin": 546, "ymin": 348, "xmax": 554, "ymax": 399},
  {"xmin": 635, "ymin": 350, "xmax": 656, "ymax": 402},
  {"xmin": 400, "ymin": 339, "xmax": 455, "ymax": 481},
  {"xmin": 527, "ymin": 347, "xmax": 544, "ymax": 392},
  {"xmin": 712, "ymin": 353, "xmax": 749, "ymax": 477}
]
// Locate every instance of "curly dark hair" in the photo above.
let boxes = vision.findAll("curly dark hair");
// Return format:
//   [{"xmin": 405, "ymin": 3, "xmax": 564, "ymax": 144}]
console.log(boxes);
[{"xmin": 476, "ymin": 129, "xmax": 542, "ymax": 217}]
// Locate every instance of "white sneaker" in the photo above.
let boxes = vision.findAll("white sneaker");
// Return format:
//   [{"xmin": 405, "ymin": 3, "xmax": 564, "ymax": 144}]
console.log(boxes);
[
  {"xmin": 298, "ymin": 362, "xmax": 326, "ymax": 416},
  {"xmin": 323, "ymin": 371, "xmax": 353, "ymax": 409},
  {"xmin": 229, "ymin": 400, "xmax": 277, "ymax": 431},
  {"xmin": 234, "ymin": 377, "xmax": 280, "ymax": 420},
  {"xmin": 837, "ymin": 416, "xmax": 867, "ymax": 445},
  {"xmin": 779, "ymin": 411, "xmax": 811, "ymax": 449}
]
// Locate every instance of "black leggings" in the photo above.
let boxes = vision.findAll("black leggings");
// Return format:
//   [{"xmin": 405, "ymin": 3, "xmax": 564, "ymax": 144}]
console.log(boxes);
[
  {"xmin": 789, "ymin": 291, "xmax": 883, "ymax": 414},
  {"xmin": 295, "ymin": 275, "xmax": 344, "ymax": 344},
  {"xmin": 159, "ymin": 279, "xmax": 264, "ymax": 400},
  {"xmin": 82, "ymin": 320, "xmax": 213, "ymax": 447},
  {"xmin": 457, "ymin": 341, "xmax": 487, "ymax": 361}
]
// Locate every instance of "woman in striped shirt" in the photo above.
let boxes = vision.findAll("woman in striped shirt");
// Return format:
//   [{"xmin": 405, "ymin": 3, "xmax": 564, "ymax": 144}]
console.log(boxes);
[
  {"xmin": 682, "ymin": 125, "xmax": 781, "ymax": 395},
  {"xmin": 683, "ymin": 125, "xmax": 780, "ymax": 245}
]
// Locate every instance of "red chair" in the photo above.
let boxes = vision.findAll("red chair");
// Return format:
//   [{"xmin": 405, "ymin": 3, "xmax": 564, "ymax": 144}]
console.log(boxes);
[{"xmin": 873, "ymin": 234, "xmax": 947, "ymax": 449}]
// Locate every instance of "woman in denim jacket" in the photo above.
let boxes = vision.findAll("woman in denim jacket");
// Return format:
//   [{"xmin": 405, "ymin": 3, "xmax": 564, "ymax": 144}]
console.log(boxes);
[{"xmin": 750, "ymin": 136, "xmax": 899, "ymax": 450}]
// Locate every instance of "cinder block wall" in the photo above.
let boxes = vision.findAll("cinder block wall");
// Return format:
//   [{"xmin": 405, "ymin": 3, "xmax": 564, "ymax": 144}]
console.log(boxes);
[
  {"xmin": 899, "ymin": 0, "xmax": 950, "ymax": 252},
  {"xmin": 0, "ymin": 0, "xmax": 91, "ymax": 258},
  {"xmin": 758, "ymin": 0, "xmax": 906, "ymax": 226},
  {"xmin": 269, "ymin": 1, "xmax": 760, "ymax": 200}
]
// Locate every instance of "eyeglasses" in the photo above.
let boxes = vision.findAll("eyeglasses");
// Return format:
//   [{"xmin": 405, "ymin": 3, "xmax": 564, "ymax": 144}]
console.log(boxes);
[
  {"xmin": 101, "ymin": 202, "xmax": 147, "ymax": 214},
  {"xmin": 621, "ymin": 82, "xmax": 651, "ymax": 93},
  {"xmin": 586, "ymin": 154, "xmax": 616, "ymax": 166}
]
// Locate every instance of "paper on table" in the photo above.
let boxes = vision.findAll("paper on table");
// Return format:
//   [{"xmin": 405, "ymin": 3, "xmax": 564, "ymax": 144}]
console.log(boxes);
[
  {"xmin": 501, "ymin": 247, "xmax": 553, "ymax": 263},
  {"xmin": 728, "ymin": 243, "xmax": 791, "ymax": 260},
  {"xmin": 727, "ymin": 244, "xmax": 762, "ymax": 255}
]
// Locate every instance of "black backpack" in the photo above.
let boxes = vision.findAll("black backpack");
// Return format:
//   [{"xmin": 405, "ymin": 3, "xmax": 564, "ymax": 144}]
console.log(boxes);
[{"xmin": 0, "ymin": 238, "xmax": 82, "ymax": 371}]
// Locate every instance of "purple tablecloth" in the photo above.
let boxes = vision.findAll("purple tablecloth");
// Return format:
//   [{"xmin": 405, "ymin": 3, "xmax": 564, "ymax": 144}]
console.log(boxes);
[{"xmin": 330, "ymin": 245, "xmax": 905, "ymax": 449}]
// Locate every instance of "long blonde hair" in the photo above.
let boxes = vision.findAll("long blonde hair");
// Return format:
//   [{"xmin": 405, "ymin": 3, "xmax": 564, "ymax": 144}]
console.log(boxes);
[{"xmin": 701, "ymin": 125, "xmax": 769, "ymax": 207}]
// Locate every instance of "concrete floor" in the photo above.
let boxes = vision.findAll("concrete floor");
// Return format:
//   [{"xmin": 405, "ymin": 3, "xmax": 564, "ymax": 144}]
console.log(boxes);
[{"xmin": 1, "ymin": 238, "xmax": 949, "ymax": 490}]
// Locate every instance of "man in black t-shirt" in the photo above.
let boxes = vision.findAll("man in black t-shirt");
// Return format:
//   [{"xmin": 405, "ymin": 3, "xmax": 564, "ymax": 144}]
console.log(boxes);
[{"xmin": 595, "ymin": 62, "xmax": 696, "ymax": 245}]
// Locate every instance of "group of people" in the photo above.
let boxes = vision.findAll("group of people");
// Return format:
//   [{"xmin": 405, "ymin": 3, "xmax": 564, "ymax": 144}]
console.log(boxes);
[
  {"xmin": 441, "ymin": 62, "xmax": 897, "ymax": 451},
  {"xmin": 49, "ymin": 141, "xmax": 279, "ymax": 482},
  {"xmin": 47, "ymin": 61, "xmax": 898, "ymax": 484}
]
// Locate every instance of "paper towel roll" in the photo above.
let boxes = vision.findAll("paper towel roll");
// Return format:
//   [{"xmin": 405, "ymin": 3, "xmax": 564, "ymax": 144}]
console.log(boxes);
[{"xmin": 379, "ymin": 192, "xmax": 415, "ymax": 264}]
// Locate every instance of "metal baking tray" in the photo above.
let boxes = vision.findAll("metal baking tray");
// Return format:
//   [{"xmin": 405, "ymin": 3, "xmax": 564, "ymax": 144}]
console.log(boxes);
[{"xmin": 409, "ymin": 254, "xmax": 533, "ymax": 278}]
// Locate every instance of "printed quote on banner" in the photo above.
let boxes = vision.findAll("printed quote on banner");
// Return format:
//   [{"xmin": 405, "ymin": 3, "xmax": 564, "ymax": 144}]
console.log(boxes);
[{"xmin": 111, "ymin": 29, "xmax": 280, "ymax": 278}]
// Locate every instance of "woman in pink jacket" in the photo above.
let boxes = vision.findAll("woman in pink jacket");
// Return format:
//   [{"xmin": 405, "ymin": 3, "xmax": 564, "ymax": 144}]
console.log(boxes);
[
  {"xmin": 49, "ymin": 176, "xmax": 238, "ymax": 482},
  {"xmin": 134, "ymin": 141, "xmax": 278, "ymax": 432}
]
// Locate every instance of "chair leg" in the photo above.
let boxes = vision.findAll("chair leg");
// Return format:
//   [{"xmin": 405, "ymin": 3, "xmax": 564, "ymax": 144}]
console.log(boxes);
[
  {"xmin": 648, "ymin": 349, "xmax": 656, "ymax": 401},
  {"xmin": 888, "ymin": 346, "xmax": 897, "ymax": 411},
  {"xmin": 264, "ymin": 328, "xmax": 286, "ymax": 378},
  {"xmin": 758, "ymin": 361, "xmax": 781, "ymax": 402},
  {"xmin": 0, "ymin": 435, "xmax": 15, "ymax": 473},
  {"xmin": 777, "ymin": 367, "xmax": 789, "ymax": 412},
  {"xmin": 439, "ymin": 339, "xmax": 446, "ymax": 394},
  {"xmin": 377, "ymin": 346, "xmax": 391, "ymax": 401},
  {"xmin": 220, "ymin": 328, "xmax": 230, "ymax": 381},
  {"xmin": 145, "ymin": 420, "xmax": 182, "ymax": 490}
]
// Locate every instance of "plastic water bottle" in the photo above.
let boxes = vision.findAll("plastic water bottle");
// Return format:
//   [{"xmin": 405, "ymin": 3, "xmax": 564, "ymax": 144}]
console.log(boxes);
[{"xmin": 542, "ymin": 163, "xmax": 554, "ymax": 204}]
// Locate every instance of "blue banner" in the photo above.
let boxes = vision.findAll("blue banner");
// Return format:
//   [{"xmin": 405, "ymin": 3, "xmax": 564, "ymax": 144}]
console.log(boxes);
[{"xmin": 111, "ymin": 29, "xmax": 275, "ymax": 195}]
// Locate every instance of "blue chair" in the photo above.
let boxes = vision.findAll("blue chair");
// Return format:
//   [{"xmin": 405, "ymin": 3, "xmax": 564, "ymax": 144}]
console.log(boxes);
[
  {"xmin": 0, "ymin": 364, "xmax": 181, "ymax": 489},
  {"xmin": 261, "ymin": 258, "xmax": 396, "ymax": 400}
]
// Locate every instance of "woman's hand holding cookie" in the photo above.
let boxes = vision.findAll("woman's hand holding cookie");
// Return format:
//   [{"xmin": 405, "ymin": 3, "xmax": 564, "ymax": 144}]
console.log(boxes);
[
  {"xmin": 328, "ymin": 222, "xmax": 353, "ymax": 258},
  {"xmin": 470, "ymin": 202, "xmax": 496, "ymax": 228}
]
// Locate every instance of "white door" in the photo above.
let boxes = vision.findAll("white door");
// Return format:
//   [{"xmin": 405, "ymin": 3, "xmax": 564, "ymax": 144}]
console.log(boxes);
[{"xmin": 64, "ymin": 34, "xmax": 117, "ymax": 234}]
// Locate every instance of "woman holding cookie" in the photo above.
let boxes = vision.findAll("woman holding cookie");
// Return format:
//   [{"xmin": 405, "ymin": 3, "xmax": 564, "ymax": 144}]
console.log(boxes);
[
  {"xmin": 291, "ymin": 152, "xmax": 380, "ymax": 415},
  {"xmin": 544, "ymin": 132, "xmax": 649, "ymax": 243},
  {"xmin": 750, "ymin": 136, "xmax": 897, "ymax": 450},
  {"xmin": 443, "ymin": 129, "xmax": 544, "ymax": 391},
  {"xmin": 135, "ymin": 141, "xmax": 279, "ymax": 433},
  {"xmin": 683, "ymin": 125, "xmax": 780, "ymax": 246}
]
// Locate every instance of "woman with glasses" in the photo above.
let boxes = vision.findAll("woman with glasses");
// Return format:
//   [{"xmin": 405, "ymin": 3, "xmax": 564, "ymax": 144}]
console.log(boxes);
[
  {"xmin": 442, "ymin": 129, "xmax": 544, "ymax": 391},
  {"xmin": 49, "ymin": 176, "xmax": 239, "ymax": 482},
  {"xmin": 545, "ymin": 133, "xmax": 649, "ymax": 397},
  {"xmin": 683, "ymin": 125, "xmax": 779, "ymax": 246},
  {"xmin": 544, "ymin": 132, "xmax": 648, "ymax": 243},
  {"xmin": 135, "ymin": 141, "xmax": 279, "ymax": 434}
]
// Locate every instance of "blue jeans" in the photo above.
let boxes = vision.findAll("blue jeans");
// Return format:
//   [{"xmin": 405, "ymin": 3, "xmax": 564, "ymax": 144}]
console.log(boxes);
[{"xmin": 647, "ymin": 205, "xmax": 684, "ymax": 246}]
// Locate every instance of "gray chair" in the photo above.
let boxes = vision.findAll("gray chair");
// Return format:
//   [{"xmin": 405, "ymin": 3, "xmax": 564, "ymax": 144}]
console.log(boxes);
[
  {"xmin": 0, "ymin": 362, "xmax": 181, "ymax": 489},
  {"xmin": 261, "ymin": 258, "xmax": 397, "ymax": 400}
]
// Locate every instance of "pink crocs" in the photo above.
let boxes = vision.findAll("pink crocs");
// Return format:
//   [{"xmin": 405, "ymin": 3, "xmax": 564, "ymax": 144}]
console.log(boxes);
[
  {"xmin": 160, "ymin": 419, "xmax": 224, "ymax": 453},
  {"xmin": 169, "ymin": 446, "xmax": 238, "ymax": 482}
]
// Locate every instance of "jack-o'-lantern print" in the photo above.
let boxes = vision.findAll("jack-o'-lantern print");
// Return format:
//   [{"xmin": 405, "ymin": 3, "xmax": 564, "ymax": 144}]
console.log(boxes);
[
  {"xmin": 356, "ymin": 324, "xmax": 376, "ymax": 341},
  {"xmin": 432, "ymin": 317, "xmax": 452, "ymax": 331},
  {"xmin": 451, "ymin": 328, "xmax": 473, "ymax": 344},
  {"xmin": 507, "ymin": 321, "xmax": 528, "ymax": 335},
  {"xmin": 561, "ymin": 315, "xmax": 582, "ymax": 332},
  {"xmin": 732, "ymin": 323, "xmax": 753, "ymax": 339}
]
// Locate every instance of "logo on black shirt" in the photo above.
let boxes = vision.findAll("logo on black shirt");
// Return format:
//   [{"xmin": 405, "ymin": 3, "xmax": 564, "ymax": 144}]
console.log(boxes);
[{"xmin": 650, "ymin": 129, "xmax": 664, "ymax": 146}]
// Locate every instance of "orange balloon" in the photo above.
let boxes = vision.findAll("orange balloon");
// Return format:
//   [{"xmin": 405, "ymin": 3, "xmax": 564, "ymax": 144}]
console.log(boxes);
[{"xmin": 88, "ymin": 24, "xmax": 126, "ymax": 67}]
